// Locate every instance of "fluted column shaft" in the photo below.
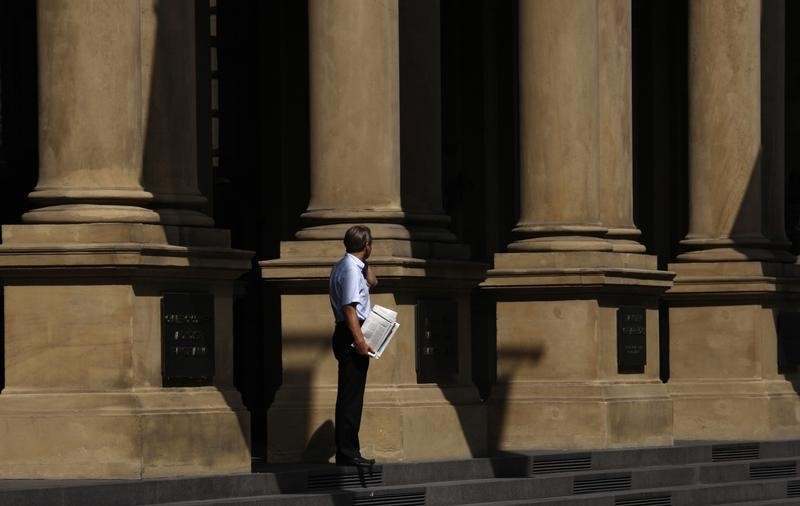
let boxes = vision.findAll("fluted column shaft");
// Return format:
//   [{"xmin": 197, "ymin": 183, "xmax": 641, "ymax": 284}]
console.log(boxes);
[
  {"xmin": 680, "ymin": 0, "xmax": 789, "ymax": 261},
  {"xmin": 511, "ymin": 0, "xmax": 642, "ymax": 253},
  {"xmin": 25, "ymin": 0, "xmax": 158, "ymax": 224},
  {"xmin": 301, "ymin": 0, "xmax": 402, "ymax": 234}
]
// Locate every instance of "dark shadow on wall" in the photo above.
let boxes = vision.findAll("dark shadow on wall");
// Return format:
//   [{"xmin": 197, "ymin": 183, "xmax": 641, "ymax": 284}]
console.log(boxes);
[
  {"xmin": 441, "ymin": 0, "xmax": 518, "ymax": 267},
  {"xmin": 215, "ymin": 0, "xmax": 310, "ymax": 462},
  {"xmin": 0, "ymin": 0, "xmax": 38, "ymax": 394},
  {"xmin": 484, "ymin": 294, "xmax": 545, "ymax": 460},
  {"xmin": 787, "ymin": 0, "xmax": 800, "ymax": 252},
  {"xmin": 437, "ymin": 0, "xmax": 520, "ymax": 455},
  {"xmin": 396, "ymin": 0, "xmax": 522, "ymax": 460},
  {"xmin": 631, "ymin": 0, "xmax": 688, "ymax": 384}
]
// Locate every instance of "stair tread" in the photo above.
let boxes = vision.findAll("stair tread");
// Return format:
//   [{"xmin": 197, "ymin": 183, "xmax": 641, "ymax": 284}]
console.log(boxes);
[
  {"xmin": 457, "ymin": 477, "xmax": 799, "ymax": 506},
  {"xmin": 149, "ymin": 476, "xmax": 800, "ymax": 506}
]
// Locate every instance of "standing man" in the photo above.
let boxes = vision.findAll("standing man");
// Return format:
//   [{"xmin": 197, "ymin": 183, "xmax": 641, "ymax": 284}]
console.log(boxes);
[{"xmin": 329, "ymin": 225, "xmax": 378, "ymax": 467}]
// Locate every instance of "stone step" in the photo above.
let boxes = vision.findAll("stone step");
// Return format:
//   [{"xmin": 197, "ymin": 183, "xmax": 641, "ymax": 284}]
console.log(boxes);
[
  {"xmin": 267, "ymin": 442, "xmax": 800, "ymax": 492},
  {"xmin": 0, "ymin": 474, "xmax": 282, "ymax": 506},
  {"xmin": 3, "ymin": 441, "xmax": 800, "ymax": 506},
  {"xmin": 147, "ymin": 477, "xmax": 800, "ymax": 506},
  {"xmin": 457, "ymin": 478, "xmax": 800, "ymax": 506}
]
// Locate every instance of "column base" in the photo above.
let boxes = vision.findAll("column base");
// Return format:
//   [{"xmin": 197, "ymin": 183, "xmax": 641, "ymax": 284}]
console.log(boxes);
[
  {"xmin": 0, "ymin": 389, "xmax": 250, "ymax": 479},
  {"xmin": 22, "ymin": 204, "xmax": 161, "ymax": 224},
  {"xmin": 489, "ymin": 381, "xmax": 672, "ymax": 450},
  {"xmin": 666, "ymin": 260, "xmax": 800, "ymax": 442}
]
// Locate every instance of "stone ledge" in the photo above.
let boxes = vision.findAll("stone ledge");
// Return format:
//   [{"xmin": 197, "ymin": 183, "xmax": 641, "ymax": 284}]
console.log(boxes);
[
  {"xmin": 2, "ymin": 223, "xmax": 233, "ymax": 247},
  {"xmin": 481, "ymin": 252, "xmax": 674, "ymax": 296},
  {"xmin": 0, "ymin": 224, "xmax": 253, "ymax": 276},
  {"xmin": 667, "ymin": 261, "xmax": 800, "ymax": 297},
  {"xmin": 279, "ymin": 237, "xmax": 471, "ymax": 260},
  {"xmin": 261, "ymin": 256, "xmax": 487, "ymax": 287}
]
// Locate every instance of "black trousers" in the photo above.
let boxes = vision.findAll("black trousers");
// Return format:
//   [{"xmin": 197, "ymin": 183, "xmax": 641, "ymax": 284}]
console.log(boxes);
[{"xmin": 332, "ymin": 322, "xmax": 370, "ymax": 460}]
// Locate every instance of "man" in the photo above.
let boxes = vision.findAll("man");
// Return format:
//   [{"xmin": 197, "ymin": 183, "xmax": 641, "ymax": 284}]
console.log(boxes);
[{"xmin": 329, "ymin": 225, "xmax": 378, "ymax": 467}]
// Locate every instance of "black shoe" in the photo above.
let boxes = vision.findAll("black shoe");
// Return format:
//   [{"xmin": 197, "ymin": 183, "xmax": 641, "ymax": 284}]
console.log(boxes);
[{"xmin": 336, "ymin": 455, "xmax": 376, "ymax": 467}]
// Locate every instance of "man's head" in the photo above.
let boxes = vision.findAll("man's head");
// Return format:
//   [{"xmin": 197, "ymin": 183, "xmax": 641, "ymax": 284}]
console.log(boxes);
[{"xmin": 344, "ymin": 225, "xmax": 372, "ymax": 258}]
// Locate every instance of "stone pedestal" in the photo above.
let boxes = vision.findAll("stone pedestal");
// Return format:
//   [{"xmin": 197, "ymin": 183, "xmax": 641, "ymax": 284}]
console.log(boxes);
[
  {"xmin": 261, "ymin": 240, "xmax": 486, "ymax": 463},
  {"xmin": 482, "ymin": 0, "xmax": 673, "ymax": 450},
  {"xmin": 482, "ymin": 252, "xmax": 674, "ymax": 450},
  {"xmin": 665, "ymin": 0, "xmax": 798, "ymax": 443},
  {"xmin": 0, "ymin": 224, "xmax": 252, "ymax": 478},
  {"xmin": 667, "ymin": 261, "xmax": 800, "ymax": 441}
]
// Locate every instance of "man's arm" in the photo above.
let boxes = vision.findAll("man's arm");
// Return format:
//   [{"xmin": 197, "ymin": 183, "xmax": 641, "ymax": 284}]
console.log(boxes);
[{"xmin": 344, "ymin": 304, "xmax": 375, "ymax": 356}]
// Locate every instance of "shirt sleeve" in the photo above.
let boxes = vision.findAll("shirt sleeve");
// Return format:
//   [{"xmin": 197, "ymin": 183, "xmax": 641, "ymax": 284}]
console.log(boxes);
[{"xmin": 338, "ymin": 265, "xmax": 362, "ymax": 309}]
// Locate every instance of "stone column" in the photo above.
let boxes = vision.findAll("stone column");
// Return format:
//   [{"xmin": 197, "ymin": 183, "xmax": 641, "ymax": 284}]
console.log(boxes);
[
  {"xmin": 667, "ymin": 0, "xmax": 800, "ymax": 442},
  {"xmin": 511, "ymin": 0, "xmax": 644, "ymax": 253},
  {"xmin": 297, "ymin": 0, "xmax": 403, "ymax": 241},
  {"xmin": 140, "ymin": 0, "xmax": 213, "ymax": 226},
  {"xmin": 261, "ymin": 0, "xmax": 485, "ymax": 463},
  {"xmin": 482, "ymin": 0, "xmax": 673, "ymax": 451},
  {"xmin": 598, "ymin": 0, "xmax": 645, "ymax": 253},
  {"xmin": 0, "ymin": 0, "xmax": 251, "ymax": 478},
  {"xmin": 23, "ymin": 0, "xmax": 159, "ymax": 224},
  {"xmin": 678, "ymin": 0, "xmax": 789, "ymax": 262},
  {"xmin": 511, "ymin": 0, "xmax": 607, "ymax": 253}
]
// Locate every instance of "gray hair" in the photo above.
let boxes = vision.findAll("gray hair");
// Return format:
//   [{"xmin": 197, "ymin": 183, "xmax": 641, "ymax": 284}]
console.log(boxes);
[{"xmin": 344, "ymin": 225, "xmax": 372, "ymax": 253}]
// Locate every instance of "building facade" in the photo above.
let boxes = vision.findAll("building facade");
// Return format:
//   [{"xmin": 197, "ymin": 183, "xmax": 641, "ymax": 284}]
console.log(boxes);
[{"xmin": 0, "ymin": 0, "xmax": 799, "ymax": 478}]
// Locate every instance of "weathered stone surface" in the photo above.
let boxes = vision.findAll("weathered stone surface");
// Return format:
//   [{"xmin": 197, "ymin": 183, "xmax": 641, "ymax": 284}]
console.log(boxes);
[{"xmin": 0, "ymin": 223, "xmax": 252, "ymax": 478}]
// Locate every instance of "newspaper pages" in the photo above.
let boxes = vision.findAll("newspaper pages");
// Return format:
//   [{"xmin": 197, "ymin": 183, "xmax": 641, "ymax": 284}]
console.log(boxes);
[{"xmin": 360, "ymin": 304, "xmax": 400, "ymax": 359}]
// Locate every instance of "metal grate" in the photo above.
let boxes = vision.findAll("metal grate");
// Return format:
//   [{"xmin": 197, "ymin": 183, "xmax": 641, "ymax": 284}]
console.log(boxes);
[
  {"xmin": 573, "ymin": 473, "xmax": 632, "ymax": 494},
  {"xmin": 787, "ymin": 480, "xmax": 800, "ymax": 497},
  {"xmin": 615, "ymin": 494, "xmax": 671, "ymax": 506},
  {"xmin": 352, "ymin": 490, "xmax": 426, "ymax": 506},
  {"xmin": 749, "ymin": 461, "xmax": 797, "ymax": 480},
  {"xmin": 711, "ymin": 443, "xmax": 760, "ymax": 462},
  {"xmin": 307, "ymin": 469, "xmax": 383, "ymax": 490},
  {"xmin": 531, "ymin": 453, "xmax": 592, "ymax": 475}
]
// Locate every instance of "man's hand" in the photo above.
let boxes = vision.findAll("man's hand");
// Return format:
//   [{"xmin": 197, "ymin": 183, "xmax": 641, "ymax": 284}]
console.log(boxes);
[
  {"xmin": 364, "ymin": 263, "xmax": 378, "ymax": 288},
  {"xmin": 353, "ymin": 336, "xmax": 375, "ymax": 356}
]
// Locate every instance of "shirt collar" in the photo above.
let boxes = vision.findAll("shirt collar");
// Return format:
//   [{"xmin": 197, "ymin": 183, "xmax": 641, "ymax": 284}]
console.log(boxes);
[{"xmin": 345, "ymin": 253, "xmax": 365, "ymax": 270}]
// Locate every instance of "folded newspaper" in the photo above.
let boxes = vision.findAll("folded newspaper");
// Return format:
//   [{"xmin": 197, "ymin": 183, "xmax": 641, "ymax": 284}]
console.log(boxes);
[{"xmin": 354, "ymin": 304, "xmax": 399, "ymax": 359}]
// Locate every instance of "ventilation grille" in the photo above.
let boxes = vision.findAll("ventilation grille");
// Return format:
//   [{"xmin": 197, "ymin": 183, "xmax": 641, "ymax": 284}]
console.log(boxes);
[
  {"xmin": 749, "ymin": 462, "xmax": 797, "ymax": 480},
  {"xmin": 352, "ymin": 490, "xmax": 426, "ymax": 506},
  {"xmin": 531, "ymin": 453, "xmax": 592, "ymax": 475},
  {"xmin": 787, "ymin": 480, "xmax": 800, "ymax": 497},
  {"xmin": 307, "ymin": 470, "xmax": 383, "ymax": 490},
  {"xmin": 711, "ymin": 443, "xmax": 760, "ymax": 462},
  {"xmin": 615, "ymin": 494, "xmax": 671, "ymax": 506},
  {"xmin": 573, "ymin": 473, "xmax": 632, "ymax": 494}
]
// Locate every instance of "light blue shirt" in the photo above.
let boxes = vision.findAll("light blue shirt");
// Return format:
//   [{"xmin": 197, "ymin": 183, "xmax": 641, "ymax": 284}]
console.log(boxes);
[{"xmin": 329, "ymin": 253, "xmax": 371, "ymax": 323}]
